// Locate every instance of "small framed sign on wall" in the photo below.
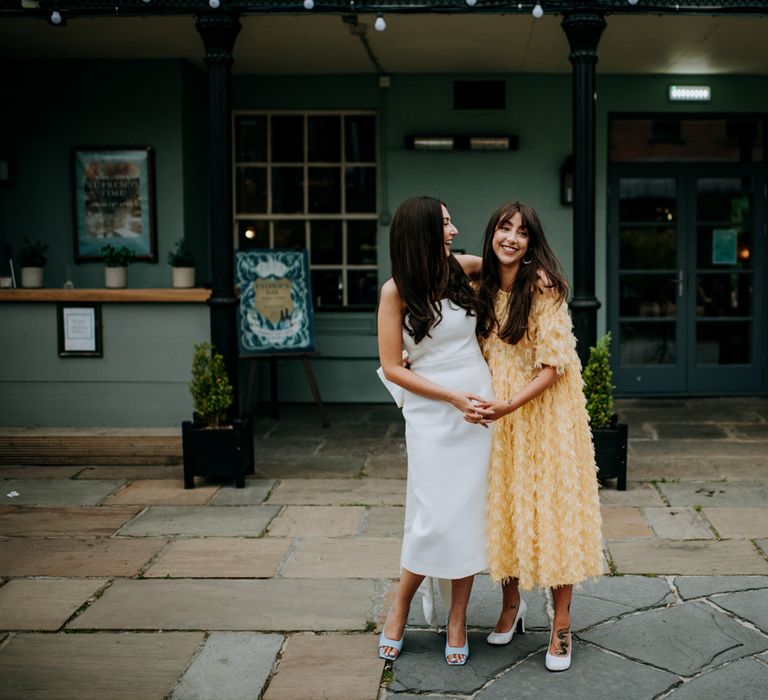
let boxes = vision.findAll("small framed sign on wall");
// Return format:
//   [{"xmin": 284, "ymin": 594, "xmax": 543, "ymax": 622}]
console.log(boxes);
[{"xmin": 57, "ymin": 303, "xmax": 103, "ymax": 357}]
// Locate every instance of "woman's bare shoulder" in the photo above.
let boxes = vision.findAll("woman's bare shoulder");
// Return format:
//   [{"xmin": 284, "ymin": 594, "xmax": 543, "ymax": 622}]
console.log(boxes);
[{"xmin": 380, "ymin": 279, "xmax": 404, "ymax": 306}]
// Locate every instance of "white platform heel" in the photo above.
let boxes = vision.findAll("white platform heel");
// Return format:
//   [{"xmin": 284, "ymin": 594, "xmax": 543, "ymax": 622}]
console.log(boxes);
[
  {"xmin": 486, "ymin": 597, "xmax": 527, "ymax": 646},
  {"xmin": 545, "ymin": 626, "xmax": 571, "ymax": 672}
]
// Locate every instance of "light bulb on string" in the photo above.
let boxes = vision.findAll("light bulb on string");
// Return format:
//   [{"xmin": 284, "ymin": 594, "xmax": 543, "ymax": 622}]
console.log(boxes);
[
  {"xmin": 532, "ymin": 3, "xmax": 543, "ymax": 18},
  {"xmin": 303, "ymin": 0, "xmax": 314, "ymax": 8},
  {"xmin": 628, "ymin": 0, "xmax": 639, "ymax": 4},
  {"xmin": 208, "ymin": 0, "xmax": 220, "ymax": 8},
  {"xmin": 466, "ymin": 0, "xmax": 477, "ymax": 6},
  {"xmin": 50, "ymin": 9, "xmax": 62, "ymax": 23},
  {"xmin": 374, "ymin": 14, "xmax": 386, "ymax": 31}
]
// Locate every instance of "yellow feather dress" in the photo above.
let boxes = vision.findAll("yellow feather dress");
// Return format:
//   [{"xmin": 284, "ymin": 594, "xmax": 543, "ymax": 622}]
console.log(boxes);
[{"xmin": 481, "ymin": 288, "xmax": 604, "ymax": 590}]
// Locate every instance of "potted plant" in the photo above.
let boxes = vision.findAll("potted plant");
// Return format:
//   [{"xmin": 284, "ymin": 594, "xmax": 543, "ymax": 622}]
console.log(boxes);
[
  {"xmin": 18, "ymin": 237, "xmax": 49, "ymax": 288},
  {"xmin": 101, "ymin": 244, "xmax": 136, "ymax": 289},
  {"xmin": 182, "ymin": 342, "xmax": 253, "ymax": 489},
  {"xmin": 167, "ymin": 238, "xmax": 196, "ymax": 289},
  {"xmin": 583, "ymin": 332, "xmax": 628, "ymax": 491}
]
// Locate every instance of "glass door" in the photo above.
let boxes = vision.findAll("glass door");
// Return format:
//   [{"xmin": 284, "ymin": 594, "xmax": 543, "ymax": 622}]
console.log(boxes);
[
  {"xmin": 610, "ymin": 171, "xmax": 687, "ymax": 393},
  {"xmin": 687, "ymin": 169, "xmax": 763, "ymax": 393}
]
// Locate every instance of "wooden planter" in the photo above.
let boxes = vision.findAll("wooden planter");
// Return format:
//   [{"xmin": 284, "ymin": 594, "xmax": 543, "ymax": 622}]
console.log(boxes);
[
  {"xmin": 182, "ymin": 416, "xmax": 254, "ymax": 489},
  {"xmin": 592, "ymin": 418, "xmax": 628, "ymax": 491}
]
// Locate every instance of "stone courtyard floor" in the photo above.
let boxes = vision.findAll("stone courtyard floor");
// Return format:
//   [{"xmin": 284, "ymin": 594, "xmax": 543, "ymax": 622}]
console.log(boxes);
[{"xmin": 1, "ymin": 397, "xmax": 767, "ymax": 699}]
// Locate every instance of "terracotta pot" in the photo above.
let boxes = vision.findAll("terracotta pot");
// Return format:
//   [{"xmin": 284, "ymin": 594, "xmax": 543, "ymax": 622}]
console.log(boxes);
[
  {"xmin": 21, "ymin": 267, "xmax": 44, "ymax": 288},
  {"xmin": 172, "ymin": 267, "xmax": 195, "ymax": 289},
  {"xmin": 104, "ymin": 266, "xmax": 127, "ymax": 289}
]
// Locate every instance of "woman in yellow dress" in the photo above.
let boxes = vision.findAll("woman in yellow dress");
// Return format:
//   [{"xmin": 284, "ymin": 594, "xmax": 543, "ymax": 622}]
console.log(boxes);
[{"xmin": 467, "ymin": 201, "xmax": 603, "ymax": 672}]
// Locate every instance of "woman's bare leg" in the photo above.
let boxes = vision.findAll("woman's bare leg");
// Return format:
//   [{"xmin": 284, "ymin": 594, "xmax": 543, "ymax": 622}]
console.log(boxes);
[
  {"xmin": 493, "ymin": 578, "xmax": 521, "ymax": 633},
  {"xmin": 549, "ymin": 584, "xmax": 573, "ymax": 656},
  {"xmin": 381, "ymin": 568, "xmax": 425, "ymax": 657},
  {"xmin": 446, "ymin": 575, "xmax": 474, "ymax": 663}
]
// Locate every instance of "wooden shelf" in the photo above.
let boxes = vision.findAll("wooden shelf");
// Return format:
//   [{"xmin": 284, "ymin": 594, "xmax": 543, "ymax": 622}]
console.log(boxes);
[{"xmin": 0, "ymin": 288, "xmax": 211, "ymax": 303}]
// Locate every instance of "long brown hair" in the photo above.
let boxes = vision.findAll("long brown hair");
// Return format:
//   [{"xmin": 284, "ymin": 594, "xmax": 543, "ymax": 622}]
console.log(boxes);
[
  {"xmin": 477, "ymin": 201, "xmax": 568, "ymax": 344},
  {"xmin": 389, "ymin": 196, "xmax": 481, "ymax": 344}
]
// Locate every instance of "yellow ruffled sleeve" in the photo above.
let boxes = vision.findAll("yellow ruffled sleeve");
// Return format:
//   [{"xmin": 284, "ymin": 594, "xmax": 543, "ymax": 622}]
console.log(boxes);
[{"xmin": 533, "ymin": 292, "xmax": 577, "ymax": 374}]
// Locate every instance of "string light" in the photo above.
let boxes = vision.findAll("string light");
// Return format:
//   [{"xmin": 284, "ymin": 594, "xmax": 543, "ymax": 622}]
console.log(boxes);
[
  {"xmin": 628, "ymin": 0, "xmax": 639, "ymax": 4},
  {"xmin": 208, "ymin": 0, "xmax": 220, "ymax": 8},
  {"xmin": 50, "ymin": 9, "xmax": 62, "ymax": 23},
  {"xmin": 374, "ymin": 13, "xmax": 386, "ymax": 31},
  {"xmin": 303, "ymin": 0, "xmax": 314, "ymax": 8},
  {"xmin": 466, "ymin": 0, "xmax": 477, "ymax": 6},
  {"xmin": 532, "ymin": 3, "xmax": 543, "ymax": 18}
]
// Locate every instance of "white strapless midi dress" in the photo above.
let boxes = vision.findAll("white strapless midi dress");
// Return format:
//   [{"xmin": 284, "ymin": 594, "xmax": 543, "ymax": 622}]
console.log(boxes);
[{"xmin": 398, "ymin": 299, "xmax": 494, "ymax": 579}]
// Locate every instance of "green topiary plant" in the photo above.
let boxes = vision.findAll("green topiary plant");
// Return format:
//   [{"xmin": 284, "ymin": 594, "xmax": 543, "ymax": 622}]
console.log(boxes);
[
  {"xmin": 101, "ymin": 243, "xmax": 136, "ymax": 268},
  {"xmin": 18, "ymin": 237, "xmax": 49, "ymax": 267},
  {"xmin": 167, "ymin": 238, "xmax": 196, "ymax": 267},
  {"xmin": 583, "ymin": 332, "xmax": 615, "ymax": 430},
  {"xmin": 189, "ymin": 342, "xmax": 233, "ymax": 429}
]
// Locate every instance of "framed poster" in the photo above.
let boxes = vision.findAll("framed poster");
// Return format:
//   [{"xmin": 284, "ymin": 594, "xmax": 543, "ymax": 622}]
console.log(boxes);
[
  {"xmin": 712, "ymin": 228, "xmax": 737, "ymax": 265},
  {"xmin": 57, "ymin": 303, "xmax": 103, "ymax": 357},
  {"xmin": 71, "ymin": 147, "xmax": 157, "ymax": 262},
  {"xmin": 236, "ymin": 249, "xmax": 316, "ymax": 355}
]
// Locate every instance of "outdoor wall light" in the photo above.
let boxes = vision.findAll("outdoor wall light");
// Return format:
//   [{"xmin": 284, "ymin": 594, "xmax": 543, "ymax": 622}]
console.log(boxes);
[
  {"xmin": 560, "ymin": 156, "xmax": 574, "ymax": 205},
  {"xmin": 669, "ymin": 85, "xmax": 711, "ymax": 102},
  {"xmin": 405, "ymin": 135, "xmax": 518, "ymax": 151},
  {"xmin": 374, "ymin": 14, "xmax": 386, "ymax": 31}
]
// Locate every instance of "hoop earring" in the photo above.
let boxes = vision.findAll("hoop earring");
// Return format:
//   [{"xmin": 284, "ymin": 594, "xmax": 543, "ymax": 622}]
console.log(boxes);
[{"xmin": 522, "ymin": 256, "xmax": 533, "ymax": 265}]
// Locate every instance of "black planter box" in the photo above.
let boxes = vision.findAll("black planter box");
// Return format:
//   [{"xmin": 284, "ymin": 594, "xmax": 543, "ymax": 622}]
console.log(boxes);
[
  {"xmin": 182, "ymin": 416, "xmax": 254, "ymax": 489},
  {"xmin": 592, "ymin": 420, "xmax": 628, "ymax": 491}
]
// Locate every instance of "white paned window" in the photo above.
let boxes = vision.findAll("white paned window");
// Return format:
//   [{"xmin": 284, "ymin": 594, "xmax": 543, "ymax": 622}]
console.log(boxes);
[{"xmin": 233, "ymin": 111, "xmax": 378, "ymax": 309}]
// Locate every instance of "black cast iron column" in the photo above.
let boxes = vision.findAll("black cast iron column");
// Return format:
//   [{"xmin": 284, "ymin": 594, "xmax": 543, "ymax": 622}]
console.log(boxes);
[
  {"xmin": 562, "ymin": 11, "xmax": 606, "ymax": 366},
  {"xmin": 196, "ymin": 12, "xmax": 241, "ymax": 414}
]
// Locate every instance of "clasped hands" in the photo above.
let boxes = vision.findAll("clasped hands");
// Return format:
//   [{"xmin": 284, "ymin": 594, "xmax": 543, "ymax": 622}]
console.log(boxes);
[{"xmin": 450, "ymin": 393, "xmax": 515, "ymax": 427}]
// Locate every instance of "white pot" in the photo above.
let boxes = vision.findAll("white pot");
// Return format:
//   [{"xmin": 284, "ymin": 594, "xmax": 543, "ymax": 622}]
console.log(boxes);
[
  {"xmin": 21, "ymin": 267, "xmax": 44, "ymax": 288},
  {"xmin": 104, "ymin": 266, "xmax": 127, "ymax": 289},
  {"xmin": 172, "ymin": 267, "xmax": 195, "ymax": 289}
]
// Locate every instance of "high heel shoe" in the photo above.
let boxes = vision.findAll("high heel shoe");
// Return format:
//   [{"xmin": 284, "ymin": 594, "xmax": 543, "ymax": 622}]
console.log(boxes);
[
  {"xmin": 545, "ymin": 625, "xmax": 571, "ymax": 672},
  {"xmin": 378, "ymin": 611, "xmax": 404, "ymax": 661},
  {"xmin": 486, "ymin": 597, "xmax": 527, "ymax": 646},
  {"xmin": 444, "ymin": 617, "xmax": 469, "ymax": 666}
]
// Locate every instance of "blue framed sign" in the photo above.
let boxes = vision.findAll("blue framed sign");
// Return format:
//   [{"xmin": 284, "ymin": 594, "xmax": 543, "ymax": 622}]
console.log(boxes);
[{"xmin": 236, "ymin": 249, "xmax": 316, "ymax": 355}]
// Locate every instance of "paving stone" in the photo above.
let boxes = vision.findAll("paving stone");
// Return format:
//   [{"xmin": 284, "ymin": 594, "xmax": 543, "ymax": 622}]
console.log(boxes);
[
  {"xmin": 621, "ymin": 402, "xmax": 761, "ymax": 424},
  {"xmin": 318, "ymin": 437, "xmax": 403, "ymax": 458},
  {"xmin": 269, "ymin": 422, "xmax": 390, "ymax": 439},
  {"xmin": 0, "ymin": 537, "xmax": 164, "ymax": 577},
  {"xmin": 254, "ymin": 454, "xmax": 365, "ymax": 479},
  {"xmin": 76, "ymin": 465, "xmax": 182, "ymax": 480},
  {"xmin": 68, "ymin": 578, "xmax": 376, "ymax": 631},
  {"xmin": 703, "ymin": 507, "xmax": 768, "ymax": 538},
  {"xmin": 0, "ymin": 466, "xmax": 83, "ymax": 479},
  {"xmin": 642, "ymin": 507, "xmax": 714, "ymax": 539},
  {"xmin": 727, "ymin": 424, "xmax": 768, "ymax": 439},
  {"xmin": 756, "ymin": 539, "xmax": 768, "ymax": 556},
  {"xmin": 0, "ymin": 579, "xmax": 105, "ymax": 630},
  {"xmin": 0, "ymin": 479, "xmax": 125, "ymax": 506},
  {"xmin": 105, "ymin": 479, "xmax": 219, "ymax": 506},
  {"xmin": 117, "ymin": 505, "xmax": 280, "ymax": 537},
  {"xmin": 267, "ymin": 505, "xmax": 365, "ymax": 537},
  {"xmin": 472, "ymin": 643, "xmax": 677, "ymax": 700},
  {"xmin": 0, "ymin": 506, "xmax": 141, "ymax": 537},
  {"xmin": 210, "ymin": 479, "xmax": 275, "ymax": 505},
  {"xmin": 654, "ymin": 423, "xmax": 729, "ymax": 439},
  {"xmin": 657, "ymin": 481, "xmax": 768, "ymax": 507},
  {"xmin": 633, "ymin": 441, "xmax": 768, "ymax": 460},
  {"xmin": 171, "ymin": 632, "xmax": 283, "ymax": 700},
  {"xmin": 628, "ymin": 458, "xmax": 721, "ymax": 482},
  {"xmin": 716, "ymin": 459, "xmax": 768, "ymax": 480},
  {"xmin": 666, "ymin": 657, "xmax": 768, "ymax": 700},
  {"xmin": 263, "ymin": 633, "xmax": 381, "ymax": 700},
  {"xmin": 580, "ymin": 601, "xmax": 768, "ymax": 676},
  {"xmin": 360, "ymin": 507, "xmax": 405, "ymax": 538},
  {"xmin": 363, "ymin": 454, "xmax": 407, "ymax": 479},
  {"xmin": 144, "ymin": 538, "xmax": 291, "ymax": 578},
  {"xmin": 282, "ymin": 537, "xmax": 401, "ymax": 578},
  {"xmin": 711, "ymin": 589, "xmax": 768, "ymax": 634},
  {"xmin": 0, "ymin": 632, "xmax": 203, "ymax": 699},
  {"xmin": 675, "ymin": 575, "xmax": 768, "ymax": 599},
  {"xmin": 601, "ymin": 507, "xmax": 653, "ymax": 540},
  {"xmin": 598, "ymin": 482, "xmax": 665, "ymax": 507},
  {"xmin": 608, "ymin": 540, "xmax": 768, "ymax": 575},
  {"xmin": 389, "ymin": 629, "xmax": 547, "ymax": 695},
  {"xmin": 267, "ymin": 478, "xmax": 406, "ymax": 506}
]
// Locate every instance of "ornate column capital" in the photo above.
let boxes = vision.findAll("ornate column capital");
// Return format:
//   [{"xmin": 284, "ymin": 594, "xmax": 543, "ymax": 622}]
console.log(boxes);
[
  {"xmin": 195, "ymin": 12, "xmax": 242, "ymax": 65},
  {"xmin": 561, "ymin": 11, "xmax": 606, "ymax": 65}
]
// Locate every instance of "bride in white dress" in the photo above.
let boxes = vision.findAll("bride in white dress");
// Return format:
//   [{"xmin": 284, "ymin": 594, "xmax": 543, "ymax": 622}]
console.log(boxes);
[{"xmin": 377, "ymin": 196, "xmax": 494, "ymax": 665}]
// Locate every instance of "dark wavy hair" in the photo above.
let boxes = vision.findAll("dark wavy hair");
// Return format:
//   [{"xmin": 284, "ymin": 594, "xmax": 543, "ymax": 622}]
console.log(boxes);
[
  {"xmin": 477, "ymin": 201, "xmax": 568, "ymax": 344},
  {"xmin": 389, "ymin": 196, "xmax": 482, "ymax": 344}
]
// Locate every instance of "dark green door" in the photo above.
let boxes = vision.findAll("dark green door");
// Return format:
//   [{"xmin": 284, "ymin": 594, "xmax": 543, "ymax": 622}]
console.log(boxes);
[{"xmin": 609, "ymin": 164, "xmax": 765, "ymax": 395}]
